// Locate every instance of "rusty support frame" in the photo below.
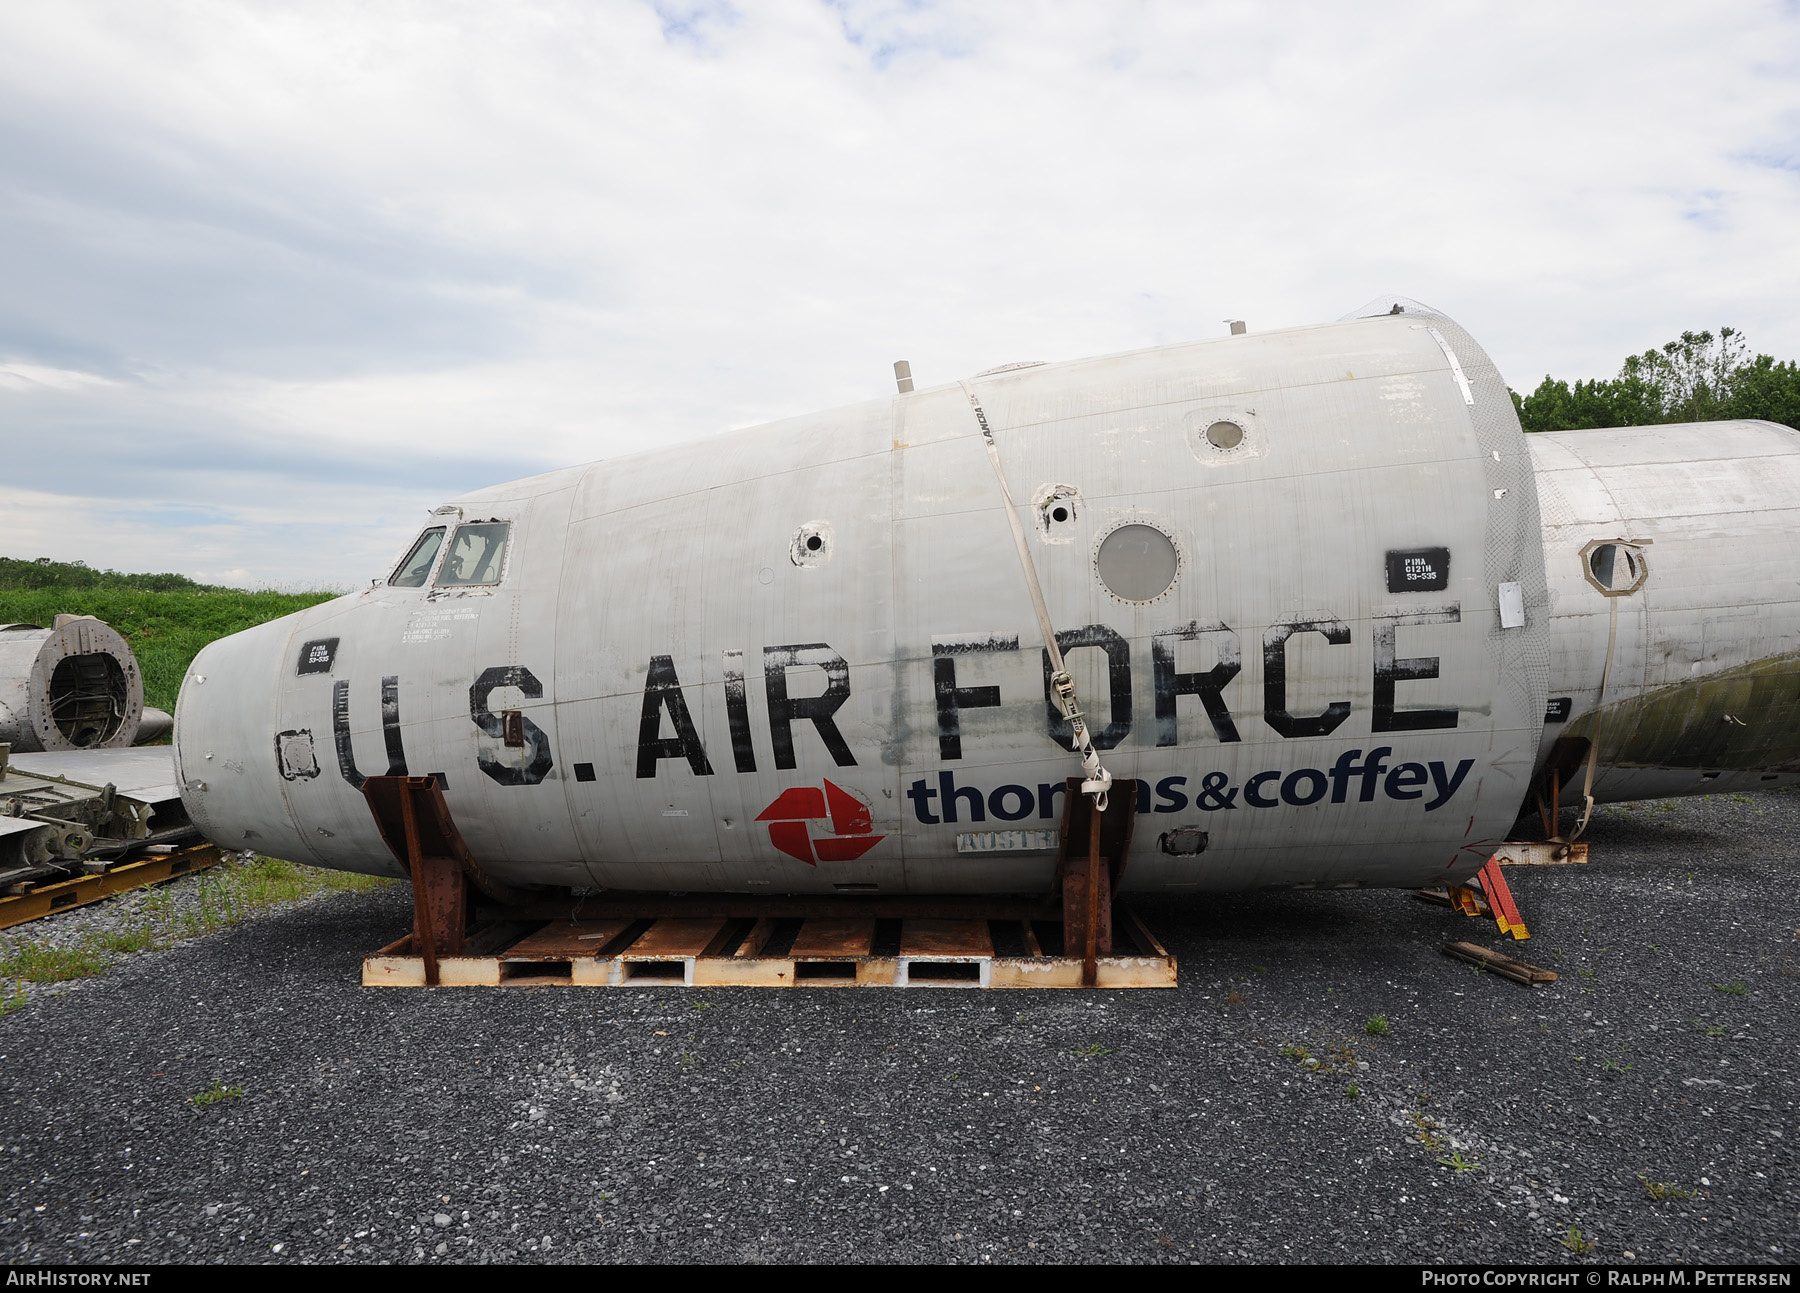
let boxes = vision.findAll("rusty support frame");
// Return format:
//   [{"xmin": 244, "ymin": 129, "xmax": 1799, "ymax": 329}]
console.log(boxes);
[
  {"xmin": 363, "ymin": 775, "xmax": 533, "ymax": 986},
  {"xmin": 1085, "ymin": 803, "xmax": 1102, "ymax": 986},
  {"xmin": 1053, "ymin": 777, "xmax": 1138, "ymax": 987}
]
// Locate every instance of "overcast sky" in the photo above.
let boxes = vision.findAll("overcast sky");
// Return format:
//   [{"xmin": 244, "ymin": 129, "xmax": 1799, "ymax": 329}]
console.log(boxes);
[{"xmin": 3, "ymin": 1, "xmax": 1797, "ymax": 588}]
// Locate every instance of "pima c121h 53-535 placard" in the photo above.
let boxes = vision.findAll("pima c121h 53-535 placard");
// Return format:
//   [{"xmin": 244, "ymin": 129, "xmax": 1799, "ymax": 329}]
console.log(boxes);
[{"xmin": 171, "ymin": 297, "xmax": 1800, "ymax": 897}]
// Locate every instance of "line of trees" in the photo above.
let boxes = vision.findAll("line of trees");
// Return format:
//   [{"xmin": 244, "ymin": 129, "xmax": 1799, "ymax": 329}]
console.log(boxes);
[
  {"xmin": 1511, "ymin": 328, "xmax": 1800, "ymax": 432},
  {"xmin": 0, "ymin": 556, "xmax": 210, "ymax": 593}
]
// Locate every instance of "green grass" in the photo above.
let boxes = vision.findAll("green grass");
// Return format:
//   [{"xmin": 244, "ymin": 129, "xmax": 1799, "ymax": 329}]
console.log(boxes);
[
  {"xmin": 0, "ymin": 856, "xmax": 394, "ymax": 999},
  {"xmin": 160, "ymin": 856, "xmax": 391, "ymax": 941},
  {"xmin": 0, "ymin": 943, "xmax": 108, "ymax": 982},
  {"xmin": 1712, "ymin": 981, "xmax": 1749, "ymax": 996},
  {"xmin": 1639, "ymin": 1173, "xmax": 1694, "ymax": 1201},
  {"xmin": 189, "ymin": 1082, "xmax": 244, "ymax": 1108},
  {"xmin": 0, "ymin": 557, "xmax": 340, "ymax": 714},
  {"xmin": 1364, "ymin": 1014, "xmax": 1391, "ymax": 1036}
]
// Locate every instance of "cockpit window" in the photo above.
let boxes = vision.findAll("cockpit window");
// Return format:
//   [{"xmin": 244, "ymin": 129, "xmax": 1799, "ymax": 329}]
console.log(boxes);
[
  {"xmin": 435, "ymin": 522, "xmax": 511, "ymax": 587},
  {"xmin": 389, "ymin": 527, "xmax": 445, "ymax": 588}
]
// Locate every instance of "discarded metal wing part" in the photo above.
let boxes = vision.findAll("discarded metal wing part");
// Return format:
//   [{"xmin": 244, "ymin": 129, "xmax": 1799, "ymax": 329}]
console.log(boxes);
[{"xmin": 1441, "ymin": 940, "xmax": 1558, "ymax": 986}]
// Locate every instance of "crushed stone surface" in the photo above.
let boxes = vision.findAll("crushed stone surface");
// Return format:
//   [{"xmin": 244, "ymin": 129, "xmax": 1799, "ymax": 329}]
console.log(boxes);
[{"xmin": 0, "ymin": 792, "xmax": 1795, "ymax": 1264}]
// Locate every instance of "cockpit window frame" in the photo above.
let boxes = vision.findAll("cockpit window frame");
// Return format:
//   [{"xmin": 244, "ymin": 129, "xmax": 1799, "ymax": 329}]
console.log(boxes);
[
  {"xmin": 433, "ymin": 520, "xmax": 513, "ymax": 589},
  {"xmin": 388, "ymin": 526, "xmax": 448, "ymax": 588}
]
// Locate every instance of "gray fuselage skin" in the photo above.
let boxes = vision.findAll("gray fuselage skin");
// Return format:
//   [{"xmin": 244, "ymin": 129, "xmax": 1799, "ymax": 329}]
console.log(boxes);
[{"xmin": 172, "ymin": 309, "xmax": 1800, "ymax": 894}]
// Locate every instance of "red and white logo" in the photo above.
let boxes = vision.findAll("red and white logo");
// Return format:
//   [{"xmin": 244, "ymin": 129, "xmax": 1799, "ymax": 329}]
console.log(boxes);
[{"xmin": 755, "ymin": 779, "xmax": 884, "ymax": 865}]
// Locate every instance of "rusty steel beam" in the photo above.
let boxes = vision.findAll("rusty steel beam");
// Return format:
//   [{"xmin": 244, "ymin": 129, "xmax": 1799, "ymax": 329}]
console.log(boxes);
[{"xmin": 0, "ymin": 843, "xmax": 221, "ymax": 931}]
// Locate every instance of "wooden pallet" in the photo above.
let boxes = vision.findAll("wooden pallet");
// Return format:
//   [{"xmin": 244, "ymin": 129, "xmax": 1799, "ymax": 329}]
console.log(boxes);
[
  {"xmin": 0, "ymin": 842, "xmax": 221, "ymax": 931},
  {"xmin": 364, "ymin": 905, "xmax": 1177, "ymax": 989}
]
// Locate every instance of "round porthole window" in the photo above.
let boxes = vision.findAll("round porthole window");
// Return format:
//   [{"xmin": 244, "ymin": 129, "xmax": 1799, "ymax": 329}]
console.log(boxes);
[
  {"xmin": 1205, "ymin": 420, "xmax": 1245, "ymax": 450},
  {"xmin": 1095, "ymin": 523, "xmax": 1179, "ymax": 602}
]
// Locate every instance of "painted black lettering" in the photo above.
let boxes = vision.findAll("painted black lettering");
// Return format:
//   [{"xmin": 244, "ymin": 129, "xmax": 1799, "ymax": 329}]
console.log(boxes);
[
  {"xmin": 1385, "ymin": 762, "xmax": 1428, "ymax": 800},
  {"xmin": 1042, "ymin": 624, "xmax": 1132, "ymax": 751},
  {"xmin": 1036, "ymin": 781, "xmax": 1066, "ymax": 821},
  {"xmin": 329, "ymin": 674, "xmax": 405, "ymax": 790},
  {"xmin": 1372, "ymin": 605, "xmax": 1461, "ymax": 732},
  {"xmin": 764, "ymin": 643, "xmax": 856, "ymax": 769},
  {"xmin": 1244, "ymin": 770, "xmax": 1280, "ymax": 808},
  {"xmin": 1281, "ymin": 767, "xmax": 1329, "ymax": 806},
  {"xmin": 1155, "ymin": 775, "xmax": 1189, "ymax": 813},
  {"xmin": 987, "ymin": 784, "xmax": 1034, "ymax": 822},
  {"xmin": 1327, "ymin": 747, "xmax": 1392, "ymax": 804},
  {"xmin": 933, "ymin": 635, "xmax": 1017, "ymax": 760},
  {"xmin": 331, "ymin": 679, "xmax": 364, "ymax": 790},
  {"xmin": 1152, "ymin": 621, "xmax": 1241, "ymax": 745},
  {"xmin": 907, "ymin": 778, "xmax": 940, "ymax": 824},
  {"xmin": 634, "ymin": 655, "xmax": 714, "ymax": 779},
  {"xmin": 470, "ymin": 665, "xmax": 555, "ymax": 786},
  {"xmin": 379, "ymin": 675, "xmax": 408, "ymax": 776},
  {"xmin": 722, "ymin": 649, "xmax": 756, "ymax": 774},
  {"xmin": 1262, "ymin": 615, "xmax": 1352, "ymax": 739},
  {"xmin": 1424, "ymin": 758, "xmax": 1474, "ymax": 812},
  {"xmin": 937, "ymin": 770, "xmax": 984, "ymax": 823}
]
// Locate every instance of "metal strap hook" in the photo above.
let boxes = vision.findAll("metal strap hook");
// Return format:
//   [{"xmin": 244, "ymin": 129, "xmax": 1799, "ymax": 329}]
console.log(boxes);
[
  {"xmin": 1569, "ymin": 592, "xmax": 1619, "ymax": 842},
  {"xmin": 958, "ymin": 380, "xmax": 1113, "ymax": 810}
]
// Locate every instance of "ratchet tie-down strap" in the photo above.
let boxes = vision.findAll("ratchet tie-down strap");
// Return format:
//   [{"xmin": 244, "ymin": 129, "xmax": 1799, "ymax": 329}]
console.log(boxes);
[
  {"xmin": 1568, "ymin": 591, "xmax": 1620, "ymax": 842},
  {"xmin": 958, "ymin": 380, "xmax": 1114, "ymax": 811}
]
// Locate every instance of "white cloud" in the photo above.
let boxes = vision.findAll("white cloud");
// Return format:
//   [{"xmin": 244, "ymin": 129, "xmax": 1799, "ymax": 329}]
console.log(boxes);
[
  {"xmin": 2, "ymin": 1, "xmax": 1797, "ymax": 585},
  {"xmin": 0, "ymin": 361, "xmax": 117, "ymax": 392}
]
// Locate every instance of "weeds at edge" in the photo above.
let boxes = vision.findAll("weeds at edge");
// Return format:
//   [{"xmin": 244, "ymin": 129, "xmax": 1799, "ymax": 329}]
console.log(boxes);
[{"xmin": 0, "ymin": 857, "xmax": 396, "ymax": 994}]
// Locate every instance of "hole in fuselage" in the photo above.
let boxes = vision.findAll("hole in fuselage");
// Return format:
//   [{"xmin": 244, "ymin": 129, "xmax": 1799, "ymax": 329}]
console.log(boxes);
[
  {"xmin": 48, "ymin": 652, "xmax": 128, "ymax": 747},
  {"xmin": 1586, "ymin": 541, "xmax": 1647, "ymax": 594},
  {"xmin": 1051, "ymin": 506, "xmax": 1069, "ymax": 523},
  {"xmin": 806, "ymin": 534, "xmax": 823, "ymax": 551}
]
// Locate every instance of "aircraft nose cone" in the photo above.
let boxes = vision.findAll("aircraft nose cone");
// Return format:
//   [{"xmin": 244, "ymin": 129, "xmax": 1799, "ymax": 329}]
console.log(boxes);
[{"xmin": 174, "ymin": 615, "xmax": 297, "ymax": 856}]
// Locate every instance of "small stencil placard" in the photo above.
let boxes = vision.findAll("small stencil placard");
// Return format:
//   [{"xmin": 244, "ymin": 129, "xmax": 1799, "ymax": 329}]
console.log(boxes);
[
  {"xmin": 1385, "ymin": 547, "xmax": 1450, "ymax": 593},
  {"xmin": 296, "ymin": 637, "xmax": 340, "ymax": 675}
]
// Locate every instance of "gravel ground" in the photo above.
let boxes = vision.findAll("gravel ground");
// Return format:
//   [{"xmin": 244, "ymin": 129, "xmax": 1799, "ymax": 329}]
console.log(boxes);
[
  {"xmin": 0, "ymin": 854, "xmax": 259, "ymax": 962},
  {"xmin": 0, "ymin": 791, "xmax": 1795, "ymax": 1266},
  {"xmin": 0, "ymin": 851, "xmax": 359, "ymax": 1012}
]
